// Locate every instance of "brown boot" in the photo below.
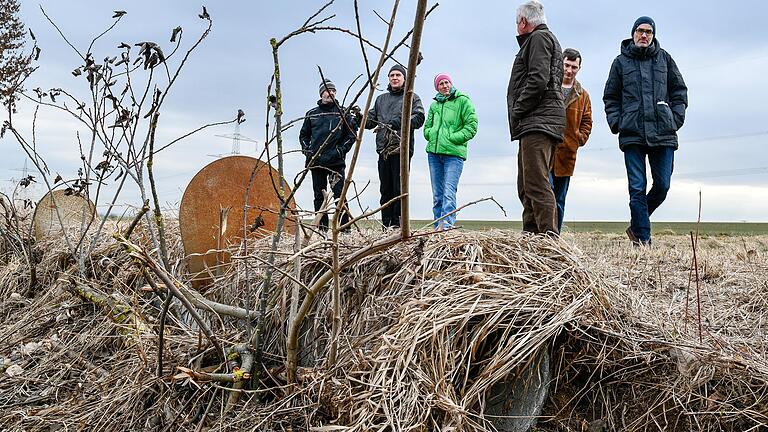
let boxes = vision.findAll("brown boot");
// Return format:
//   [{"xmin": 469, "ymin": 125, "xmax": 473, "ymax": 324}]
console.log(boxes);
[{"xmin": 625, "ymin": 226, "xmax": 640, "ymax": 246}]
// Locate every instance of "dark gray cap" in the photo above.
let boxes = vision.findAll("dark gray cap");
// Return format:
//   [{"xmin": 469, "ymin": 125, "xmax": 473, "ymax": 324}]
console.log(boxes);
[{"xmin": 319, "ymin": 79, "xmax": 336, "ymax": 96}]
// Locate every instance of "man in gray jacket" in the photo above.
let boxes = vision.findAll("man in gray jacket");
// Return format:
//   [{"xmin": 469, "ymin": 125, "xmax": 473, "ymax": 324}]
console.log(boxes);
[
  {"xmin": 507, "ymin": 0, "xmax": 565, "ymax": 235},
  {"xmin": 366, "ymin": 64, "xmax": 425, "ymax": 228}
]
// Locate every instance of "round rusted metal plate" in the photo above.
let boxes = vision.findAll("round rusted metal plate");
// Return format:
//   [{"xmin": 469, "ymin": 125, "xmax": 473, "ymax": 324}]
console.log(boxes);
[
  {"xmin": 179, "ymin": 156, "xmax": 295, "ymax": 289},
  {"xmin": 32, "ymin": 190, "xmax": 97, "ymax": 240}
]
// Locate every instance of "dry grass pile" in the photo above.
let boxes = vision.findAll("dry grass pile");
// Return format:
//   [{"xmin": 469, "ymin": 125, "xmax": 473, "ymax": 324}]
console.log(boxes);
[
  {"xmin": 0, "ymin": 222, "xmax": 766, "ymax": 431},
  {"xmin": 269, "ymin": 230, "xmax": 594, "ymax": 431},
  {"xmin": 0, "ymin": 221, "xmax": 210, "ymax": 431},
  {"xmin": 541, "ymin": 233, "xmax": 768, "ymax": 431}
]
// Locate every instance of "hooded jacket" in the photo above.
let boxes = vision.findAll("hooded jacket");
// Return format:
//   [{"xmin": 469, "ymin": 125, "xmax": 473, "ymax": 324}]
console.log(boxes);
[
  {"xmin": 365, "ymin": 85, "xmax": 425, "ymax": 157},
  {"xmin": 603, "ymin": 38, "xmax": 688, "ymax": 150},
  {"xmin": 423, "ymin": 88, "xmax": 478, "ymax": 160},
  {"xmin": 507, "ymin": 24, "xmax": 566, "ymax": 142},
  {"xmin": 553, "ymin": 80, "xmax": 592, "ymax": 177},
  {"xmin": 299, "ymin": 100, "xmax": 357, "ymax": 168}
]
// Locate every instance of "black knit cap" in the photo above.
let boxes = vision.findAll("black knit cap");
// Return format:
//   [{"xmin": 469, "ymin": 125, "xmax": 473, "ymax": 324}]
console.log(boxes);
[
  {"xmin": 389, "ymin": 64, "xmax": 406, "ymax": 78},
  {"xmin": 631, "ymin": 16, "xmax": 656, "ymax": 36}
]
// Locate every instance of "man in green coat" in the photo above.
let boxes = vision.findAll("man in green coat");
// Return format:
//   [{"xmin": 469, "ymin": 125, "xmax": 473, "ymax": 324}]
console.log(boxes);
[{"xmin": 423, "ymin": 73, "xmax": 478, "ymax": 229}]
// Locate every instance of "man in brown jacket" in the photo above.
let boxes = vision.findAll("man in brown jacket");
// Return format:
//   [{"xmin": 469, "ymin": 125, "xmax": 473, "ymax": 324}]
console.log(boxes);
[
  {"xmin": 551, "ymin": 48, "xmax": 592, "ymax": 232},
  {"xmin": 507, "ymin": 0, "xmax": 565, "ymax": 234}
]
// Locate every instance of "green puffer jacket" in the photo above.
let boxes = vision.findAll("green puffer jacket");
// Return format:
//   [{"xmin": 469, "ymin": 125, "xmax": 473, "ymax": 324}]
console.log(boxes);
[{"xmin": 423, "ymin": 89, "xmax": 478, "ymax": 160}]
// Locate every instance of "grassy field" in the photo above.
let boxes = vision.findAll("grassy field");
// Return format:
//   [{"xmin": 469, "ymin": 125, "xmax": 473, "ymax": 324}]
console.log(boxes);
[{"xmin": 410, "ymin": 220, "xmax": 768, "ymax": 236}]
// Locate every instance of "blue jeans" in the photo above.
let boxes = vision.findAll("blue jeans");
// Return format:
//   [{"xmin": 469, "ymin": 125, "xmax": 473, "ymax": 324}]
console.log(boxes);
[
  {"xmin": 549, "ymin": 173, "xmax": 570, "ymax": 233},
  {"xmin": 427, "ymin": 153, "xmax": 464, "ymax": 228},
  {"xmin": 624, "ymin": 145, "xmax": 674, "ymax": 242}
]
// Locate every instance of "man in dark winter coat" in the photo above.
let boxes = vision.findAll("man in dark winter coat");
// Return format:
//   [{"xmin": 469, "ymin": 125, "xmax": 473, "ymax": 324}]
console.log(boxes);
[
  {"xmin": 299, "ymin": 79, "xmax": 357, "ymax": 231},
  {"xmin": 507, "ymin": 0, "xmax": 565, "ymax": 235},
  {"xmin": 603, "ymin": 16, "xmax": 688, "ymax": 246},
  {"xmin": 365, "ymin": 64, "xmax": 425, "ymax": 228}
]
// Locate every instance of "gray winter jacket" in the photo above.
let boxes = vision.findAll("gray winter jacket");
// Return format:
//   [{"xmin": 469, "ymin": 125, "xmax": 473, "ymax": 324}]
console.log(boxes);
[{"xmin": 365, "ymin": 86, "xmax": 425, "ymax": 157}]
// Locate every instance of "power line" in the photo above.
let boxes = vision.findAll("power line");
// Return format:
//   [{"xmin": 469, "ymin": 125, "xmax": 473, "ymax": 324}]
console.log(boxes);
[
  {"xmin": 677, "ymin": 166, "xmax": 768, "ymax": 179},
  {"xmin": 683, "ymin": 130, "xmax": 768, "ymax": 143},
  {"xmin": 687, "ymin": 53, "xmax": 768, "ymax": 71},
  {"xmin": 581, "ymin": 130, "xmax": 768, "ymax": 153}
]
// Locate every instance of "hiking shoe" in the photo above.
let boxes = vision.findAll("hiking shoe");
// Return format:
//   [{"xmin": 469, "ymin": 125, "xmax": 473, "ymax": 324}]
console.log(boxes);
[{"xmin": 625, "ymin": 226, "xmax": 640, "ymax": 246}]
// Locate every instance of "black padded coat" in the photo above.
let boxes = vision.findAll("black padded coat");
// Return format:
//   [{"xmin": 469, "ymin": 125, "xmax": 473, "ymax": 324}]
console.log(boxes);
[
  {"xmin": 299, "ymin": 100, "xmax": 357, "ymax": 168},
  {"xmin": 603, "ymin": 38, "xmax": 688, "ymax": 150}
]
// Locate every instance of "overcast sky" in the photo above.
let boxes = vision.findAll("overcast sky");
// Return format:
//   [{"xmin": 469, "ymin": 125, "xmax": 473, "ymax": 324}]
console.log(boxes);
[{"xmin": 5, "ymin": 0, "xmax": 767, "ymax": 223}]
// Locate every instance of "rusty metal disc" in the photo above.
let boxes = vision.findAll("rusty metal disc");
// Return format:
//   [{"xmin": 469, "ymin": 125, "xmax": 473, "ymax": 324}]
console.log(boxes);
[
  {"xmin": 32, "ymin": 190, "xmax": 97, "ymax": 240},
  {"xmin": 179, "ymin": 155, "xmax": 295, "ymax": 289}
]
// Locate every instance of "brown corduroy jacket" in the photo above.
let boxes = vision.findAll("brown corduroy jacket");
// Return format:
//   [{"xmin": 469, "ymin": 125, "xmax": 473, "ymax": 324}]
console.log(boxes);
[{"xmin": 553, "ymin": 80, "xmax": 592, "ymax": 177}]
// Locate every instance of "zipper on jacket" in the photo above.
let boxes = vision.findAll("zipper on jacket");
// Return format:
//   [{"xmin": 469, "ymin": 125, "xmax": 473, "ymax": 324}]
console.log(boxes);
[{"xmin": 435, "ymin": 102, "xmax": 446, "ymax": 153}]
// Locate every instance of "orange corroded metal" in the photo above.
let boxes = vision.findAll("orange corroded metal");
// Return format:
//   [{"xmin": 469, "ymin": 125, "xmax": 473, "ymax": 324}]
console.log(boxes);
[
  {"xmin": 32, "ymin": 190, "xmax": 97, "ymax": 240},
  {"xmin": 179, "ymin": 156, "xmax": 295, "ymax": 289}
]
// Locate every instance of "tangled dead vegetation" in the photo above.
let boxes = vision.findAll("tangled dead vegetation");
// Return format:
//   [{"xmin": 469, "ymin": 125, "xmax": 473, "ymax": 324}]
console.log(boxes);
[{"xmin": 0, "ymin": 223, "xmax": 766, "ymax": 431}]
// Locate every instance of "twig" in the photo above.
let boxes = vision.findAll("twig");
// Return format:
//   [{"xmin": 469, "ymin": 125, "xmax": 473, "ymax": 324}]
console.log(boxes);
[
  {"xmin": 398, "ymin": 0, "xmax": 428, "ymax": 239},
  {"xmin": 115, "ymin": 234, "xmax": 227, "ymax": 364},
  {"xmin": 419, "ymin": 196, "xmax": 507, "ymax": 231},
  {"xmin": 151, "ymin": 118, "xmax": 238, "ymax": 155},
  {"xmin": 689, "ymin": 231, "xmax": 703, "ymax": 343},
  {"xmin": 325, "ymin": 0, "xmax": 402, "ymax": 368},
  {"xmin": 157, "ymin": 288, "xmax": 173, "ymax": 378},
  {"xmin": 146, "ymin": 110, "xmax": 171, "ymax": 271},
  {"xmin": 124, "ymin": 199, "xmax": 150, "ymax": 239},
  {"xmin": 40, "ymin": 6, "xmax": 84, "ymax": 60},
  {"xmin": 301, "ymin": 0, "xmax": 335, "ymax": 28}
]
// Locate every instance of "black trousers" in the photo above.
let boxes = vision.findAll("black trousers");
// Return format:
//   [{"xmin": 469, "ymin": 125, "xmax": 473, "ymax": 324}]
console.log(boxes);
[
  {"xmin": 377, "ymin": 153, "xmax": 411, "ymax": 228},
  {"xmin": 310, "ymin": 165, "xmax": 350, "ymax": 230}
]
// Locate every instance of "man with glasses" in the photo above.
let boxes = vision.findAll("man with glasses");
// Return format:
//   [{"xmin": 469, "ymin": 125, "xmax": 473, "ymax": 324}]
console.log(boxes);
[{"xmin": 603, "ymin": 16, "xmax": 688, "ymax": 246}]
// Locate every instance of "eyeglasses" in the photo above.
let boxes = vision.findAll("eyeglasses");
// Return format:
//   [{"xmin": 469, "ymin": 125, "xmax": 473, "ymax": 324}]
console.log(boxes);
[{"xmin": 635, "ymin": 28, "xmax": 654, "ymax": 36}]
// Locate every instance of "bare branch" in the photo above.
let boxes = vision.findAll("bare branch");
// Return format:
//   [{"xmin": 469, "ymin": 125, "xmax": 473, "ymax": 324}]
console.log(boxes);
[
  {"xmin": 115, "ymin": 234, "xmax": 228, "ymax": 363},
  {"xmin": 40, "ymin": 6, "xmax": 84, "ymax": 60},
  {"xmin": 301, "ymin": 0, "xmax": 335, "ymax": 29}
]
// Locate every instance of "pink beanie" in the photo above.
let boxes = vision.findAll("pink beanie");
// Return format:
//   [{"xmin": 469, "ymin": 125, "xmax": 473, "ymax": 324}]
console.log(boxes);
[{"xmin": 434, "ymin": 73, "xmax": 452, "ymax": 91}]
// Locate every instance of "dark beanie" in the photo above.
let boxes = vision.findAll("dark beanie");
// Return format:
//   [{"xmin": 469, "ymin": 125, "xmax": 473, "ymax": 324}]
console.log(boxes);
[
  {"xmin": 389, "ymin": 64, "xmax": 407, "ymax": 78},
  {"xmin": 319, "ymin": 79, "xmax": 336, "ymax": 96},
  {"xmin": 631, "ymin": 16, "xmax": 656, "ymax": 36}
]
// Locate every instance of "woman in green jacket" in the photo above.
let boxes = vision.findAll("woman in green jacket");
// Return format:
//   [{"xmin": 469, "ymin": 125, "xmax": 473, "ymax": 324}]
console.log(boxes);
[{"xmin": 423, "ymin": 73, "xmax": 478, "ymax": 229}]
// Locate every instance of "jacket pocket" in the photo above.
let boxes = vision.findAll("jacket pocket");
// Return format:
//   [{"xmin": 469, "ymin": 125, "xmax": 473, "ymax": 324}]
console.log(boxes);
[
  {"xmin": 619, "ymin": 101, "xmax": 641, "ymax": 135},
  {"xmin": 655, "ymin": 101, "xmax": 676, "ymax": 135}
]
